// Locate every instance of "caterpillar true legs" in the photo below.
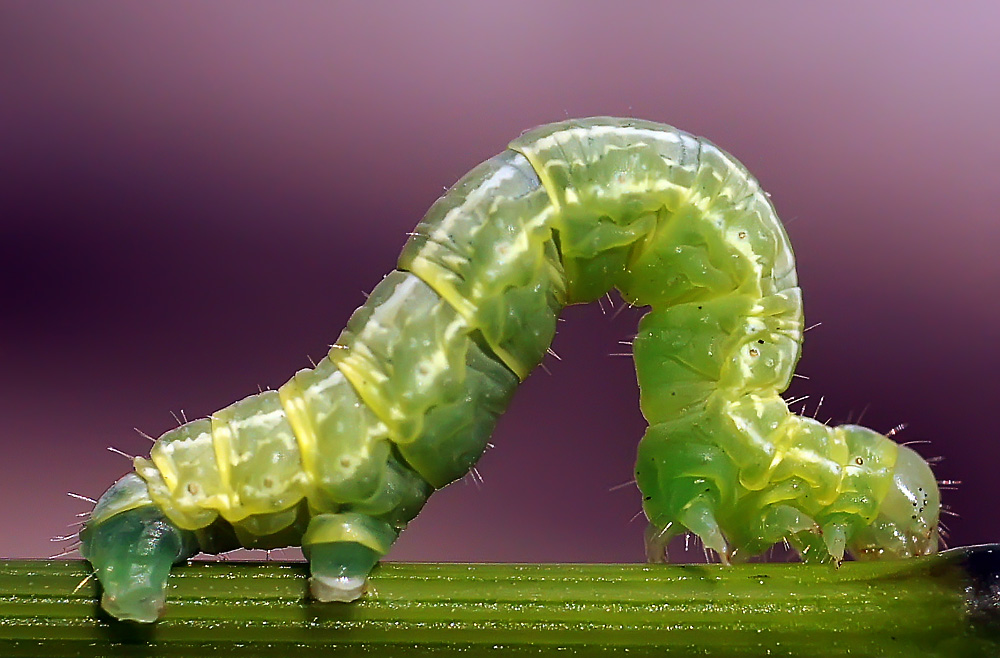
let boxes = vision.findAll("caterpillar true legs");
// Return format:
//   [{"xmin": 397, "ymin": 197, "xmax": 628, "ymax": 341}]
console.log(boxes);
[{"xmin": 80, "ymin": 118, "xmax": 940, "ymax": 622}]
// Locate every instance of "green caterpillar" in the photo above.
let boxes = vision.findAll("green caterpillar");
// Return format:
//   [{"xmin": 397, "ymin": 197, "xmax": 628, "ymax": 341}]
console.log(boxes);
[{"xmin": 80, "ymin": 117, "xmax": 940, "ymax": 623}]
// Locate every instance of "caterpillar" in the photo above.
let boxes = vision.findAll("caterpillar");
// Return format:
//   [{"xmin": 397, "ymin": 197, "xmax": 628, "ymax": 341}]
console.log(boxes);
[{"xmin": 80, "ymin": 117, "xmax": 940, "ymax": 623}]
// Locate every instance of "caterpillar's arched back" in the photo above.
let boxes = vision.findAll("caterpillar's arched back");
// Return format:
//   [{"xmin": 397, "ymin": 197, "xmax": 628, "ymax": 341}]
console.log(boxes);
[{"xmin": 79, "ymin": 118, "xmax": 940, "ymax": 622}]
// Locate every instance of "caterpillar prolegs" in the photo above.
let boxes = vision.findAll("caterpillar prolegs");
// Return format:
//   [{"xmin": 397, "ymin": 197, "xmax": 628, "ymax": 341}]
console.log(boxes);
[{"xmin": 80, "ymin": 118, "xmax": 940, "ymax": 622}]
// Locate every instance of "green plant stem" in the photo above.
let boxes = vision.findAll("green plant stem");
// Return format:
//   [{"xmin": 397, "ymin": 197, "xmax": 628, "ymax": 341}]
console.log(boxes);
[{"xmin": 2, "ymin": 546, "xmax": 999, "ymax": 657}]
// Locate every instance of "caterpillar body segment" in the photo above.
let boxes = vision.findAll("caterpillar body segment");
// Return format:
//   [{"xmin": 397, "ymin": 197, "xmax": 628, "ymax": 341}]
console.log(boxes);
[{"xmin": 80, "ymin": 118, "xmax": 940, "ymax": 622}]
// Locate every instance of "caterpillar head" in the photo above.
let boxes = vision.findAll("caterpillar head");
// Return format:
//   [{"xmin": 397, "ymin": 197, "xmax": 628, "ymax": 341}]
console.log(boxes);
[{"xmin": 848, "ymin": 443, "xmax": 941, "ymax": 559}]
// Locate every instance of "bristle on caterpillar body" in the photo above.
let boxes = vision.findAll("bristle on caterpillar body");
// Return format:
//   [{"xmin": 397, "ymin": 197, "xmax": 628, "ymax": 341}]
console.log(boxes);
[{"xmin": 80, "ymin": 118, "xmax": 940, "ymax": 623}]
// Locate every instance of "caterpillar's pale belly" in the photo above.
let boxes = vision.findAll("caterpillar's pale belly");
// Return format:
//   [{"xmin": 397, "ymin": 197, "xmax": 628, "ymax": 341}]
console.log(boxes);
[{"xmin": 80, "ymin": 118, "xmax": 941, "ymax": 623}]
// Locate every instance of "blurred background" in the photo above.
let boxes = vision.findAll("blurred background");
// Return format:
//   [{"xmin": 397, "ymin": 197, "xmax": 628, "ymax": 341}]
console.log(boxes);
[{"xmin": 2, "ymin": 2, "xmax": 998, "ymax": 563}]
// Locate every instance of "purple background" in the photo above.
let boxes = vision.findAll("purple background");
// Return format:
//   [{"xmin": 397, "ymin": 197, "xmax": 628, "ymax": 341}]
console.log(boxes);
[{"xmin": 2, "ymin": 2, "xmax": 998, "ymax": 563}]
